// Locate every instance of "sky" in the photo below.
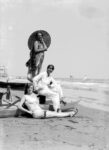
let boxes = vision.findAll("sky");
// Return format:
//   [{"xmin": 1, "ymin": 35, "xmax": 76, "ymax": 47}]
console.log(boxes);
[{"xmin": 0, "ymin": 0, "xmax": 109, "ymax": 79}]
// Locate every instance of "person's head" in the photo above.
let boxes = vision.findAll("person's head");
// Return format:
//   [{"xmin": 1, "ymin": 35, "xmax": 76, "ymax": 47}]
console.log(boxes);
[
  {"xmin": 24, "ymin": 83, "xmax": 34, "ymax": 95},
  {"xmin": 38, "ymin": 32, "xmax": 42, "ymax": 37},
  {"xmin": 36, "ymin": 32, "xmax": 43, "ymax": 42},
  {"xmin": 47, "ymin": 64, "xmax": 55, "ymax": 75}
]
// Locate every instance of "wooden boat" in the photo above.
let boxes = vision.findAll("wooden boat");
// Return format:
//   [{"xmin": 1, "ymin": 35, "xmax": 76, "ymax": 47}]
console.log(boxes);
[
  {"xmin": 0, "ymin": 102, "xmax": 76, "ymax": 118},
  {"xmin": 0, "ymin": 78, "xmax": 77, "ymax": 118},
  {"xmin": 0, "ymin": 106, "xmax": 18, "ymax": 118}
]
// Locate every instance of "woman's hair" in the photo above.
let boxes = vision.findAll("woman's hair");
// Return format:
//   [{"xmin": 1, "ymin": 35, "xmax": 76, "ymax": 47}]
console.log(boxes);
[
  {"xmin": 24, "ymin": 83, "xmax": 33, "ymax": 94},
  {"xmin": 47, "ymin": 64, "xmax": 55, "ymax": 71}
]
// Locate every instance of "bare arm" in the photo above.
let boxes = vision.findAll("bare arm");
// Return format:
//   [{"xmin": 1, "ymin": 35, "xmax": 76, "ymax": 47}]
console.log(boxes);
[
  {"xmin": 18, "ymin": 96, "xmax": 32, "ymax": 115},
  {"xmin": 40, "ymin": 36, "xmax": 47, "ymax": 50},
  {"xmin": 34, "ymin": 39, "xmax": 47, "ymax": 53},
  {"xmin": 2, "ymin": 93, "xmax": 12, "ymax": 104},
  {"xmin": 2, "ymin": 99, "xmax": 12, "ymax": 104}
]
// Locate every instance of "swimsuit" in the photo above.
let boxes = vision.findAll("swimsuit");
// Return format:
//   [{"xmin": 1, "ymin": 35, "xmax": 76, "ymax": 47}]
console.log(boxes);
[{"xmin": 25, "ymin": 95, "xmax": 46, "ymax": 119}]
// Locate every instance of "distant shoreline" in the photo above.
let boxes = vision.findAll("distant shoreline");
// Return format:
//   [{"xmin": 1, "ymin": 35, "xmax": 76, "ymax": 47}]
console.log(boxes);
[{"xmin": 0, "ymin": 76, "xmax": 109, "ymax": 84}]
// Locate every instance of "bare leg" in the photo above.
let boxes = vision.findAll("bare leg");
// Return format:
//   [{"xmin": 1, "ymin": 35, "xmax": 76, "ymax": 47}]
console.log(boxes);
[
  {"xmin": 26, "ymin": 53, "xmax": 44, "ymax": 81},
  {"xmin": 33, "ymin": 53, "xmax": 44, "ymax": 75},
  {"xmin": 27, "ymin": 59, "xmax": 39, "ymax": 82},
  {"xmin": 27, "ymin": 73, "xmax": 33, "ymax": 82},
  {"xmin": 45, "ymin": 109, "xmax": 78, "ymax": 118},
  {"xmin": 27, "ymin": 68, "xmax": 37, "ymax": 82},
  {"xmin": 27, "ymin": 65, "xmax": 41, "ymax": 81}
]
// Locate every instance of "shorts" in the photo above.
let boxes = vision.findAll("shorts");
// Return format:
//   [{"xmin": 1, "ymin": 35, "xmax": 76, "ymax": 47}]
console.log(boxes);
[{"xmin": 32, "ymin": 109, "xmax": 46, "ymax": 119}]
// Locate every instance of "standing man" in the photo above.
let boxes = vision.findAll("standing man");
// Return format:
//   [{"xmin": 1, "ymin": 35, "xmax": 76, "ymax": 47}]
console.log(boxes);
[{"xmin": 26, "ymin": 30, "xmax": 51, "ymax": 82}]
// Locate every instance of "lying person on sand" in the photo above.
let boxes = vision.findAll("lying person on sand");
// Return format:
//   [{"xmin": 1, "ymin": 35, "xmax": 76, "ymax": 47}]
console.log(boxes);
[
  {"xmin": 33, "ymin": 64, "xmax": 66, "ymax": 112},
  {"xmin": 18, "ymin": 83, "xmax": 78, "ymax": 119}
]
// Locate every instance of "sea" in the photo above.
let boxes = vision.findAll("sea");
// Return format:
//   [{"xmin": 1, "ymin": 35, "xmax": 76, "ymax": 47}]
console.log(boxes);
[
  {"xmin": 0, "ymin": 77, "xmax": 109, "ymax": 112},
  {"xmin": 60, "ymin": 79, "xmax": 109, "ymax": 112}
]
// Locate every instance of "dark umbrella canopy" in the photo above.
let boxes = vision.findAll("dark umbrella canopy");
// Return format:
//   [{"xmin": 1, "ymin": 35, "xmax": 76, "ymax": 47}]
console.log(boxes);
[{"xmin": 28, "ymin": 30, "xmax": 51, "ymax": 50}]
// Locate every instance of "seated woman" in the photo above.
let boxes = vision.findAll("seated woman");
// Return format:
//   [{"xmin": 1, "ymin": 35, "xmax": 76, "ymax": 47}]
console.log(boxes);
[
  {"xmin": 1, "ymin": 85, "xmax": 13, "ymax": 106},
  {"xmin": 33, "ymin": 64, "xmax": 66, "ymax": 112},
  {"xmin": 1, "ymin": 85, "xmax": 21, "ymax": 107},
  {"xmin": 18, "ymin": 83, "xmax": 78, "ymax": 119}
]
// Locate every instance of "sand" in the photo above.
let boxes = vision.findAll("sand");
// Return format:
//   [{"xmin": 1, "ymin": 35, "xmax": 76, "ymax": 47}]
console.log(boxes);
[{"xmin": 0, "ymin": 81, "xmax": 109, "ymax": 150}]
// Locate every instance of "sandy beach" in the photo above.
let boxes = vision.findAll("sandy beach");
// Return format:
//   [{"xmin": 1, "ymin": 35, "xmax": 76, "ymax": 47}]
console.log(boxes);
[
  {"xmin": 0, "ymin": 0, "xmax": 109, "ymax": 149},
  {"xmin": 0, "ymin": 80, "xmax": 109, "ymax": 150}
]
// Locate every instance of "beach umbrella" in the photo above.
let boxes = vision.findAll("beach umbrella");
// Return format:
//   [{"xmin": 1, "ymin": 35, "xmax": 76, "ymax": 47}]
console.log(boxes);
[{"xmin": 28, "ymin": 30, "xmax": 51, "ymax": 50}]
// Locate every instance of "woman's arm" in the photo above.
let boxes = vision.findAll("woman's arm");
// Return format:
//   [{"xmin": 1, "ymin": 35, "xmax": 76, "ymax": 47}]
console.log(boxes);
[
  {"xmin": 34, "ymin": 40, "xmax": 47, "ymax": 53},
  {"xmin": 39, "ymin": 35, "xmax": 47, "ymax": 50},
  {"xmin": 18, "ymin": 96, "xmax": 32, "ymax": 115},
  {"xmin": 2, "ymin": 99, "xmax": 12, "ymax": 104},
  {"xmin": 2, "ymin": 93, "xmax": 12, "ymax": 104}
]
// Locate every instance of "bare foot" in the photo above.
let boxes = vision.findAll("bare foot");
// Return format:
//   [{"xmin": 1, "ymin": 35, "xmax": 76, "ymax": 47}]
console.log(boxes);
[{"xmin": 70, "ymin": 108, "xmax": 78, "ymax": 117}]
